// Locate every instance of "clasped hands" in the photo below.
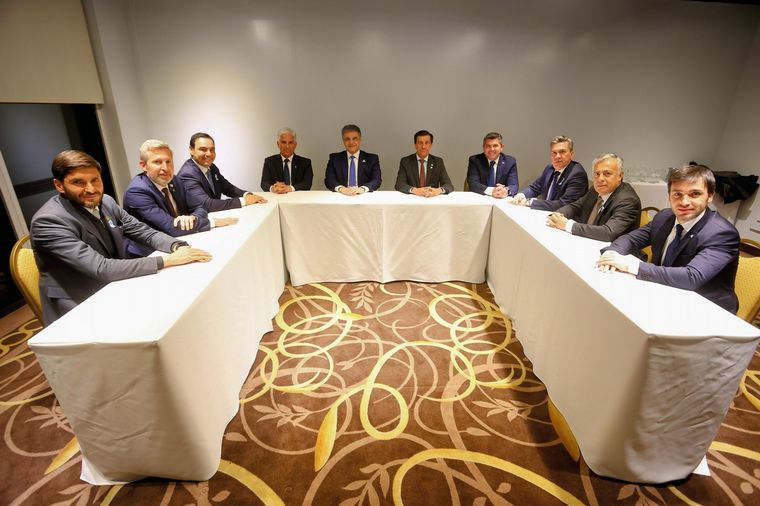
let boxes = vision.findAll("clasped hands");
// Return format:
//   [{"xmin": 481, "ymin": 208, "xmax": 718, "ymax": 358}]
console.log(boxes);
[
  {"xmin": 270, "ymin": 182, "xmax": 293, "ymax": 194},
  {"xmin": 491, "ymin": 184, "xmax": 509, "ymax": 199},
  {"xmin": 546, "ymin": 212, "xmax": 568, "ymax": 230},
  {"xmin": 411, "ymin": 186, "xmax": 443, "ymax": 197},
  {"xmin": 595, "ymin": 250, "xmax": 639, "ymax": 274},
  {"xmin": 338, "ymin": 186, "xmax": 367, "ymax": 196}
]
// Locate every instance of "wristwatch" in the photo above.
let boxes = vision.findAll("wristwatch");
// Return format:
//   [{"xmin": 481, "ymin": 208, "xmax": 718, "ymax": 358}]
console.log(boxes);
[{"xmin": 171, "ymin": 240, "xmax": 190, "ymax": 252}]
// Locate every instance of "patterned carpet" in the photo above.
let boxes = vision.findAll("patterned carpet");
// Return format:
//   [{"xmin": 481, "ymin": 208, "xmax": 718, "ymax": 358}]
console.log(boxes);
[{"xmin": 1, "ymin": 281, "xmax": 759, "ymax": 505}]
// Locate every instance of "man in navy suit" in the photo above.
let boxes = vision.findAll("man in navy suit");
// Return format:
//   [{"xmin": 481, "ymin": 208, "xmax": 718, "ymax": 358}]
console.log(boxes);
[
  {"xmin": 30, "ymin": 150, "xmax": 212, "ymax": 325},
  {"xmin": 598, "ymin": 164, "xmax": 739, "ymax": 313},
  {"xmin": 177, "ymin": 132, "xmax": 267, "ymax": 211},
  {"xmin": 324, "ymin": 124, "xmax": 381, "ymax": 195},
  {"xmin": 512, "ymin": 135, "xmax": 588, "ymax": 211},
  {"xmin": 395, "ymin": 130, "xmax": 453, "ymax": 196},
  {"xmin": 123, "ymin": 139, "xmax": 239, "ymax": 256},
  {"xmin": 466, "ymin": 132, "xmax": 518, "ymax": 198},
  {"xmin": 547, "ymin": 153, "xmax": 641, "ymax": 242},
  {"xmin": 260, "ymin": 128, "xmax": 313, "ymax": 193}
]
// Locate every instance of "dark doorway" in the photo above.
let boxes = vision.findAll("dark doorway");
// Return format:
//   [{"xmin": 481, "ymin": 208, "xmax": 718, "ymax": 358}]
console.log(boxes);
[{"xmin": 0, "ymin": 103, "xmax": 111, "ymax": 316}]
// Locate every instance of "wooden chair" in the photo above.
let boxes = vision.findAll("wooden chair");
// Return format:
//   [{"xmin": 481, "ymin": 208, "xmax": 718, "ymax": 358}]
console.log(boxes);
[
  {"xmin": 639, "ymin": 207, "xmax": 659, "ymax": 262},
  {"xmin": 9, "ymin": 234, "xmax": 44, "ymax": 322},
  {"xmin": 736, "ymin": 238, "xmax": 760, "ymax": 323}
]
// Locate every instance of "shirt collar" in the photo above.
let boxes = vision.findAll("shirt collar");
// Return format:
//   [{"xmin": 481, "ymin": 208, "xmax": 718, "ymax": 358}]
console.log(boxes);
[
  {"xmin": 676, "ymin": 209, "xmax": 706, "ymax": 232},
  {"xmin": 192, "ymin": 158, "xmax": 210, "ymax": 174},
  {"xmin": 347, "ymin": 150, "xmax": 361, "ymax": 161}
]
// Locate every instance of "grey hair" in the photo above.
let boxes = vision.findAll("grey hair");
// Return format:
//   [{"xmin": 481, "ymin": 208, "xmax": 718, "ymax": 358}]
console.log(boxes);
[
  {"xmin": 139, "ymin": 139, "xmax": 172, "ymax": 162},
  {"xmin": 592, "ymin": 153, "xmax": 624, "ymax": 173},
  {"xmin": 277, "ymin": 127, "xmax": 297, "ymax": 140},
  {"xmin": 550, "ymin": 135, "xmax": 573, "ymax": 151}
]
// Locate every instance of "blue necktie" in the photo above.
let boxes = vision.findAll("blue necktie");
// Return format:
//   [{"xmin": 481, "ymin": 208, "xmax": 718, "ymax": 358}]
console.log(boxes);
[
  {"xmin": 283, "ymin": 159, "xmax": 291, "ymax": 185},
  {"xmin": 487, "ymin": 161, "xmax": 496, "ymax": 187},
  {"xmin": 547, "ymin": 171, "xmax": 560, "ymax": 200},
  {"xmin": 348, "ymin": 155, "xmax": 357, "ymax": 187},
  {"xmin": 663, "ymin": 224, "xmax": 684, "ymax": 266}
]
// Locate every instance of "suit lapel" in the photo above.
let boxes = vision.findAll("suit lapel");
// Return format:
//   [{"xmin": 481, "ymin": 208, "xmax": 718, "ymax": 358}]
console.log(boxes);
[
  {"xmin": 673, "ymin": 210, "xmax": 712, "ymax": 259},
  {"xmin": 99, "ymin": 201, "xmax": 124, "ymax": 257},
  {"xmin": 60, "ymin": 197, "xmax": 109, "ymax": 253},
  {"xmin": 652, "ymin": 213, "xmax": 676, "ymax": 265},
  {"xmin": 495, "ymin": 155, "xmax": 505, "ymax": 183},
  {"xmin": 168, "ymin": 179, "xmax": 187, "ymax": 214},
  {"xmin": 426, "ymin": 156, "xmax": 436, "ymax": 186}
]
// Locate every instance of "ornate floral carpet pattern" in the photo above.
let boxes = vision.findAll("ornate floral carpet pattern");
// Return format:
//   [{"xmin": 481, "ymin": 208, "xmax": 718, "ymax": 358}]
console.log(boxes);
[{"xmin": 1, "ymin": 281, "xmax": 760, "ymax": 505}]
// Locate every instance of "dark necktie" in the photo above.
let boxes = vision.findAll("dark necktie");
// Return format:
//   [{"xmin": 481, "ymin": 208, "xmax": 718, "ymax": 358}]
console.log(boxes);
[
  {"xmin": 93, "ymin": 208, "xmax": 118, "ymax": 258},
  {"xmin": 487, "ymin": 160, "xmax": 496, "ymax": 187},
  {"xmin": 419, "ymin": 159, "xmax": 426, "ymax": 187},
  {"xmin": 161, "ymin": 188, "xmax": 178, "ymax": 217},
  {"xmin": 283, "ymin": 159, "xmax": 291, "ymax": 185},
  {"xmin": 348, "ymin": 156, "xmax": 357, "ymax": 187},
  {"xmin": 547, "ymin": 171, "xmax": 560, "ymax": 200},
  {"xmin": 663, "ymin": 224, "xmax": 684, "ymax": 266},
  {"xmin": 205, "ymin": 169, "xmax": 215, "ymax": 194},
  {"xmin": 586, "ymin": 196, "xmax": 603, "ymax": 225}
]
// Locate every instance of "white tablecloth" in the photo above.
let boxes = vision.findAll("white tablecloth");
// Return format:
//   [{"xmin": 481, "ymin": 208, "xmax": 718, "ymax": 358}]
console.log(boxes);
[
  {"xmin": 271, "ymin": 191, "xmax": 494, "ymax": 285},
  {"xmin": 28, "ymin": 203, "xmax": 285, "ymax": 484},
  {"xmin": 26, "ymin": 192, "xmax": 760, "ymax": 485},
  {"xmin": 486, "ymin": 202, "xmax": 760, "ymax": 483}
]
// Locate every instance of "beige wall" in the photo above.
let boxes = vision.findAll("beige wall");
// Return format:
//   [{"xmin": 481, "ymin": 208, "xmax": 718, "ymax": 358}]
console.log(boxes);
[{"xmin": 83, "ymin": 0, "xmax": 759, "ymax": 221}]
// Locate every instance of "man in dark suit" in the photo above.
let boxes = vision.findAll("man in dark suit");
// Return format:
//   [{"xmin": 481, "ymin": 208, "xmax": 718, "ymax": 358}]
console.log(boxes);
[
  {"xmin": 547, "ymin": 153, "xmax": 641, "ymax": 242},
  {"xmin": 324, "ymin": 124, "xmax": 381, "ymax": 195},
  {"xmin": 260, "ymin": 128, "xmax": 313, "ymax": 193},
  {"xmin": 394, "ymin": 130, "xmax": 453, "ymax": 196},
  {"xmin": 177, "ymin": 132, "xmax": 267, "ymax": 211},
  {"xmin": 598, "ymin": 164, "xmax": 739, "ymax": 313},
  {"xmin": 512, "ymin": 135, "xmax": 588, "ymax": 211},
  {"xmin": 123, "ymin": 139, "xmax": 239, "ymax": 256},
  {"xmin": 30, "ymin": 150, "xmax": 212, "ymax": 325},
  {"xmin": 466, "ymin": 132, "xmax": 518, "ymax": 198}
]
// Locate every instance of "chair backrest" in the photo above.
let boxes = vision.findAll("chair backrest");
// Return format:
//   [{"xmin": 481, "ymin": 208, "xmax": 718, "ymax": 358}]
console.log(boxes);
[
  {"xmin": 736, "ymin": 238, "xmax": 760, "ymax": 323},
  {"xmin": 9, "ymin": 234, "xmax": 44, "ymax": 323},
  {"xmin": 640, "ymin": 206, "xmax": 659, "ymax": 227},
  {"xmin": 639, "ymin": 207, "xmax": 659, "ymax": 262}
]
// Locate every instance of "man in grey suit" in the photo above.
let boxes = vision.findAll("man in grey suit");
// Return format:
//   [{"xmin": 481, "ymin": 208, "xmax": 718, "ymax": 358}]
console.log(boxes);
[
  {"xmin": 546, "ymin": 153, "xmax": 641, "ymax": 242},
  {"xmin": 30, "ymin": 150, "xmax": 212, "ymax": 325},
  {"xmin": 394, "ymin": 130, "xmax": 453, "ymax": 197}
]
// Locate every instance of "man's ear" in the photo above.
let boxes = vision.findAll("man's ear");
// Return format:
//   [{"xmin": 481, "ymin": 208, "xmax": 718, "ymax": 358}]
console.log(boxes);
[{"xmin": 53, "ymin": 178, "xmax": 64, "ymax": 194}]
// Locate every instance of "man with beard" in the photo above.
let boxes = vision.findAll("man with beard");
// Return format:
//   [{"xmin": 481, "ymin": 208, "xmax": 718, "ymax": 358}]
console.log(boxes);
[{"xmin": 30, "ymin": 150, "xmax": 212, "ymax": 325}]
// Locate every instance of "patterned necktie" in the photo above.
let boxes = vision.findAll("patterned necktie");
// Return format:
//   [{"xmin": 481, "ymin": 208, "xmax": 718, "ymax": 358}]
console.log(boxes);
[
  {"xmin": 663, "ymin": 224, "xmax": 684, "ymax": 266},
  {"xmin": 161, "ymin": 188, "xmax": 178, "ymax": 217},
  {"xmin": 586, "ymin": 196, "xmax": 603, "ymax": 224},
  {"xmin": 419, "ymin": 159, "xmax": 426, "ymax": 187},
  {"xmin": 348, "ymin": 156, "xmax": 357, "ymax": 187},
  {"xmin": 487, "ymin": 160, "xmax": 496, "ymax": 187}
]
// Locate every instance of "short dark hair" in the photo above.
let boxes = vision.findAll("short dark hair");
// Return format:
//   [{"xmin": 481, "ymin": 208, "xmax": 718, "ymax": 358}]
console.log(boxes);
[
  {"xmin": 51, "ymin": 150, "xmax": 102, "ymax": 181},
  {"xmin": 483, "ymin": 132, "xmax": 503, "ymax": 143},
  {"xmin": 667, "ymin": 163, "xmax": 716, "ymax": 194},
  {"xmin": 414, "ymin": 130, "xmax": 433, "ymax": 143},
  {"xmin": 189, "ymin": 132, "xmax": 214, "ymax": 148},
  {"xmin": 341, "ymin": 124, "xmax": 361, "ymax": 137}
]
